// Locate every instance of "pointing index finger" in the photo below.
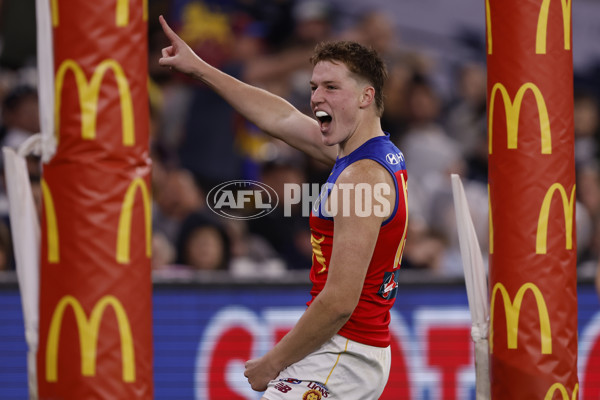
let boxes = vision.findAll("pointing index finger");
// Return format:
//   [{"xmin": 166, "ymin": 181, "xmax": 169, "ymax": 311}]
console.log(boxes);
[{"xmin": 159, "ymin": 15, "xmax": 178, "ymax": 41}]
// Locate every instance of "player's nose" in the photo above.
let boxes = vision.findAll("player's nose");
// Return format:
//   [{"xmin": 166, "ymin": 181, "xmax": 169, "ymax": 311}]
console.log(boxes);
[{"xmin": 311, "ymin": 86, "xmax": 325, "ymax": 104}]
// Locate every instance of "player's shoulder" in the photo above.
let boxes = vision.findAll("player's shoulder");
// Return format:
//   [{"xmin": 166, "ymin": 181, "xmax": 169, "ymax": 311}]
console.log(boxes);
[
  {"xmin": 353, "ymin": 134, "xmax": 405, "ymax": 167},
  {"xmin": 337, "ymin": 158, "xmax": 391, "ymax": 186}
]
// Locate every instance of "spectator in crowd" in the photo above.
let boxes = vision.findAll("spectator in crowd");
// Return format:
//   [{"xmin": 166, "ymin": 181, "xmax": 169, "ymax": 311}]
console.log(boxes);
[
  {"xmin": 444, "ymin": 62, "xmax": 488, "ymax": 183},
  {"xmin": 151, "ymin": 231, "xmax": 176, "ymax": 271},
  {"xmin": 174, "ymin": 211, "xmax": 232, "ymax": 271},
  {"xmin": 380, "ymin": 54, "xmax": 414, "ymax": 140},
  {"xmin": 0, "ymin": 83, "xmax": 41, "ymax": 272},
  {"xmin": 574, "ymin": 90, "xmax": 600, "ymax": 168},
  {"xmin": 343, "ymin": 10, "xmax": 399, "ymax": 65},
  {"xmin": 573, "ymin": 92, "xmax": 600, "ymax": 273},
  {"xmin": 577, "ymin": 161, "xmax": 600, "ymax": 268},
  {"xmin": 401, "ymin": 218, "xmax": 446, "ymax": 272},
  {"xmin": 0, "ymin": 84, "xmax": 39, "ymax": 149},
  {"xmin": 248, "ymin": 158, "xmax": 313, "ymax": 270},
  {"xmin": 398, "ymin": 75, "xmax": 460, "ymax": 184},
  {"xmin": 396, "ymin": 75, "xmax": 466, "ymax": 273},
  {"xmin": 242, "ymin": 0, "xmax": 335, "ymax": 111},
  {"xmin": 0, "ymin": 220, "xmax": 12, "ymax": 271},
  {"xmin": 152, "ymin": 163, "xmax": 205, "ymax": 245},
  {"xmin": 222, "ymin": 217, "xmax": 287, "ymax": 278},
  {"xmin": 0, "ymin": 84, "xmax": 41, "ymax": 180}
]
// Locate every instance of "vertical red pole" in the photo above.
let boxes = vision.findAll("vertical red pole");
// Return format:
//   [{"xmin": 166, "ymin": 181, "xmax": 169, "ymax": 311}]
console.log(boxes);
[
  {"xmin": 486, "ymin": 0, "xmax": 578, "ymax": 398},
  {"xmin": 37, "ymin": 0, "xmax": 153, "ymax": 398}
]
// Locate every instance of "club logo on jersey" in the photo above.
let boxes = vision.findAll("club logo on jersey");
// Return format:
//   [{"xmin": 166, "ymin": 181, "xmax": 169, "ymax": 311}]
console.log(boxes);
[
  {"xmin": 378, "ymin": 270, "xmax": 399, "ymax": 300},
  {"xmin": 303, "ymin": 389, "xmax": 323, "ymax": 400}
]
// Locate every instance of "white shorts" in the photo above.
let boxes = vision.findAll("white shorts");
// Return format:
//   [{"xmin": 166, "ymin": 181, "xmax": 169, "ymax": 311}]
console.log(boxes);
[{"xmin": 263, "ymin": 334, "xmax": 391, "ymax": 400}]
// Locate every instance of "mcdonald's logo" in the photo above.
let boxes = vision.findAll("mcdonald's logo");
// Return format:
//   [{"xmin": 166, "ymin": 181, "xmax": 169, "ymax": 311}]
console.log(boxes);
[
  {"xmin": 41, "ymin": 179, "xmax": 60, "ymax": 263},
  {"xmin": 46, "ymin": 295, "xmax": 135, "ymax": 382},
  {"xmin": 55, "ymin": 59, "xmax": 135, "ymax": 146},
  {"xmin": 51, "ymin": 0, "xmax": 147, "ymax": 27},
  {"xmin": 536, "ymin": 0, "xmax": 571, "ymax": 54},
  {"xmin": 536, "ymin": 183, "xmax": 575, "ymax": 254},
  {"xmin": 490, "ymin": 282, "xmax": 552, "ymax": 354},
  {"xmin": 117, "ymin": 177, "xmax": 151, "ymax": 264},
  {"xmin": 41, "ymin": 177, "xmax": 151, "ymax": 264},
  {"xmin": 486, "ymin": 0, "xmax": 571, "ymax": 55},
  {"xmin": 485, "ymin": 0, "xmax": 492, "ymax": 54},
  {"xmin": 488, "ymin": 82, "xmax": 552, "ymax": 155},
  {"xmin": 544, "ymin": 382, "xmax": 578, "ymax": 400}
]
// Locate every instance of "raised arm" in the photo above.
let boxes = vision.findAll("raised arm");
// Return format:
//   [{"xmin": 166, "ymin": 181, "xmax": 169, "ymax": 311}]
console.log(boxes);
[{"xmin": 158, "ymin": 16, "xmax": 337, "ymax": 165}]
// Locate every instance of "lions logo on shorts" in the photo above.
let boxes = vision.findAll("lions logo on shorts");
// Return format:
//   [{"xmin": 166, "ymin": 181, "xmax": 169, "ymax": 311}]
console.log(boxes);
[{"xmin": 302, "ymin": 389, "xmax": 322, "ymax": 400}]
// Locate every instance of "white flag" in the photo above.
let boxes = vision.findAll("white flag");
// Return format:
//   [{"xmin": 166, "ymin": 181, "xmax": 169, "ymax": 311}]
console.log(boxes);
[
  {"xmin": 451, "ymin": 174, "xmax": 490, "ymax": 400},
  {"xmin": 3, "ymin": 146, "xmax": 40, "ymax": 400}
]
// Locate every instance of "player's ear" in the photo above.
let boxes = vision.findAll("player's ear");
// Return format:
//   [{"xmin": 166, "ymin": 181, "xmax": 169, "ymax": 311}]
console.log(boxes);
[{"xmin": 359, "ymin": 86, "xmax": 375, "ymax": 109}]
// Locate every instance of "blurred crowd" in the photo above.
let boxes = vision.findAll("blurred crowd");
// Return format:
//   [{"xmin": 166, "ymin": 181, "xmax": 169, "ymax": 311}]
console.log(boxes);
[{"xmin": 0, "ymin": 0, "xmax": 599, "ymax": 279}]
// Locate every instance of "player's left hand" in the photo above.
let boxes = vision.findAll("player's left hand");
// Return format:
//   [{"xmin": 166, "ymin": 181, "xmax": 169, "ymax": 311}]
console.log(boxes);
[{"xmin": 244, "ymin": 355, "xmax": 280, "ymax": 392}]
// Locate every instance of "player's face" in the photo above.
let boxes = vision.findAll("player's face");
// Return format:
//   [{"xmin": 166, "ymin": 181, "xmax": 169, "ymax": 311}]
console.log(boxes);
[{"xmin": 310, "ymin": 60, "xmax": 365, "ymax": 147}]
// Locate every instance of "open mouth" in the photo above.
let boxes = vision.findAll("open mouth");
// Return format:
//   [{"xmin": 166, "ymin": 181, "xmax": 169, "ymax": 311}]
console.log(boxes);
[{"xmin": 315, "ymin": 110, "xmax": 332, "ymax": 124}]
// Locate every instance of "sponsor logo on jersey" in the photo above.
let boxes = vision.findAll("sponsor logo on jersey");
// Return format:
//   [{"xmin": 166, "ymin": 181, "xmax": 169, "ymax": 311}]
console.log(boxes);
[
  {"xmin": 274, "ymin": 382, "xmax": 293, "ymax": 393},
  {"xmin": 386, "ymin": 152, "xmax": 404, "ymax": 165}
]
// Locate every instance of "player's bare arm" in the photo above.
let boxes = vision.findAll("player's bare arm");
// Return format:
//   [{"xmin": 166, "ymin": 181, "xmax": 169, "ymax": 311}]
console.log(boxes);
[
  {"xmin": 244, "ymin": 160, "xmax": 396, "ymax": 392},
  {"xmin": 158, "ymin": 15, "xmax": 337, "ymax": 165}
]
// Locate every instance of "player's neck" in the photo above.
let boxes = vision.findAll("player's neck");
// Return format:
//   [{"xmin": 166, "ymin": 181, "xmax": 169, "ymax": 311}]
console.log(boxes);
[{"xmin": 337, "ymin": 117, "xmax": 384, "ymax": 158}]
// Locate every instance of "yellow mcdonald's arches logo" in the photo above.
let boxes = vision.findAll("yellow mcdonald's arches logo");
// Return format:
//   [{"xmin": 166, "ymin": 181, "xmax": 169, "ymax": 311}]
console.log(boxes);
[
  {"xmin": 46, "ymin": 295, "xmax": 135, "ymax": 382},
  {"xmin": 486, "ymin": 0, "xmax": 571, "ymax": 55},
  {"xmin": 51, "ymin": 0, "xmax": 148, "ymax": 27},
  {"xmin": 536, "ymin": 0, "xmax": 571, "ymax": 54},
  {"xmin": 536, "ymin": 183, "xmax": 575, "ymax": 254},
  {"xmin": 485, "ymin": 0, "xmax": 492, "ymax": 54},
  {"xmin": 117, "ymin": 177, "xmax": 151, "ymax": 264},
  {"xmin": 41, "ymin": 179, "xmax": 60, "ymax": 263},
  {"xmin": 488, "ymin": 82, "xmax": 551, "ymax": 155},
  {"xmin": 544, "ymin": 382, "xmax": 578, "ymax": 400},
  {"xmin": 490, "ymin": 282, "xmax": 552, "ymax": 354},
  {"xmin": 55, "ymin": 59, "xmax": 134, "ymax": 146}
]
